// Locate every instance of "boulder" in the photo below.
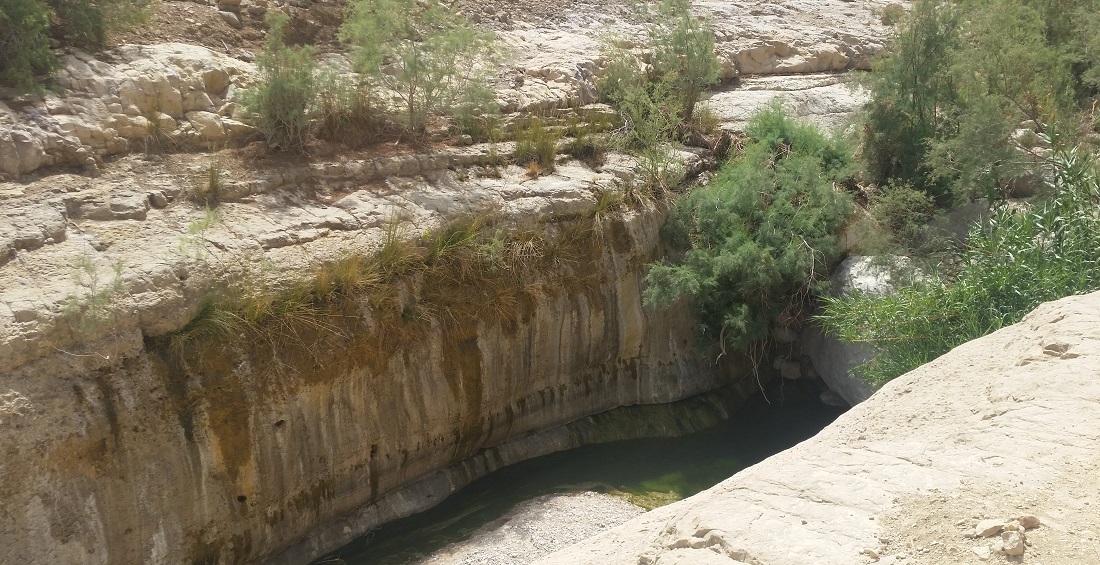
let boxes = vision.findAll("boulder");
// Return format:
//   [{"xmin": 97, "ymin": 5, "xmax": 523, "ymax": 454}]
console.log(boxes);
[
  {"xmin": 186, "ymin": 111, "xmax": 227, "ymax": 141},
  {"xmin": 802, "ymin": 256, "xmax": 918, "ymax": 406}
]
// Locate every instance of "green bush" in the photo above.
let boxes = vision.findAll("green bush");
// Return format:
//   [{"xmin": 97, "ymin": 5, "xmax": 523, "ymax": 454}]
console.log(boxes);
[
  {"xmin": 868, "ymin": 181, "xmax": 938, "ymax": 249},
  {"xmin": 644, "ymin": 0, "xmax": 720, "ymax": 120},
  {"xmin": 0, "ymin": 0, "xmax": 153, "ymax": 91},
  {"xmin": 340, "ymin": 0, "xmax": 500, "ymax": 135},
  {"xmin": 643, "ymin": 104, "xmax": 854, "ymax": 352},
  {"xmin": 599, "ymin": 0, "xmax": 719, "ymax": 132},
  {"xmin": 818, "ymin": 150, "xmax": 1100, "ymax": 385},
  {"xmin": 860, "ymin": 0, "xmax": 1098, "ymax": 205},
  {"xmin": 859, "ymin": 0, "xmax": 960, "ymax": 203},
  {"xmin": 0, "ymin": 0, "xmax": 56, "ymax": 91},
  {"xmin": 596, "ymin": 0, "xmax": 719, "ymax": 187},
  {"xmin": 241, "ymin": 12, "xmax": 317, "ymax": 152},
  {"xmin": 313, "ymin": 69, "xmax": 384, "ymax": 145},
  {"xmin": 47, "ymin": 0, "xmax": 155, "ymax": 47}
]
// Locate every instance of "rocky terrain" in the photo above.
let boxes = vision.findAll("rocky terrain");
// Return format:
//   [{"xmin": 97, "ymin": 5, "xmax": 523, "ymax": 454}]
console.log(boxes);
[
  {"xmin": 0, "ymin": 0, "xmax": 906, "ymax": 563},
  {"xmin": 536, "ymin": 291, "xmax": 1100, "ymax": 565}
]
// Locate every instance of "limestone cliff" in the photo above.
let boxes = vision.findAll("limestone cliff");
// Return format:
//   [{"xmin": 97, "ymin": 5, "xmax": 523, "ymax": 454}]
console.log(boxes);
[
  {"xmin": 0, "ymin": 0, "xmax": 904, "ymax": 561},
  {"xmin": 537, "ymin": 292, "xmax": 1100, "ymax": 565},
  {"xmin": 0, "ymin": 147, "xmax": 767, "ymax": 563}
]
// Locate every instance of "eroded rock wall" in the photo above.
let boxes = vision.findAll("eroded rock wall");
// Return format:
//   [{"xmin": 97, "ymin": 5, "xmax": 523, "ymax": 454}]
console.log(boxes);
[{"xmin": 0, "ymin": 196, "xmax": 746, "ymax": 564}]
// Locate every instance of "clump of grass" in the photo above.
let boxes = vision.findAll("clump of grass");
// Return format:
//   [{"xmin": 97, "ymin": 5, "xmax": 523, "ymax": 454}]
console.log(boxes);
[
  {"xmin": 564, "ymin": 134, "xmax": 609, "ymax": 168},
  {"xmin": 591, "ymin": 184, "xmax": 624, "ymax": 232},
  {"xmin": 313, "ymin": 70, "xmax": 388, "ymax": 146},
  {"xmin": 190, "ymin": 154, "xmax": 225, "ymax": 207},
  {"xmin": 513, "ymin": 117, "xmax": 561, "ymax": 177}
]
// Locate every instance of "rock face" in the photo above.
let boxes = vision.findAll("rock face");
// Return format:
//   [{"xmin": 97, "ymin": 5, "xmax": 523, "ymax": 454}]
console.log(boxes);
[
  {"xmin": 702, "ymin": 74, "xmax": 869, "ymax": 134},
  {"xmin": 537, "ymin": 292, "xmax": 1100, "ymax": 565},
  {"xmin": 0, "ymin": 145, "xmax": 755, "ymax": 564},
  {"xmin": 802, "ymin": 256, "xmax": 918, "ymax": 406},
  {"xmin": 0, "ymin": 44, "xmax": 256, "ymax": 177}
]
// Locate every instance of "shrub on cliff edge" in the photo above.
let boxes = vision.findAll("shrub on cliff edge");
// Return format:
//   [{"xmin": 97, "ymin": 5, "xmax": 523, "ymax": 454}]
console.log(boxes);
[
  {"xmin": 240, "ymin": 12, "xmax": 317, "ymax": 152},
  {"xmin": 644, "ymin": 104, "xmax": 854, "ymax": 354},
  {"xmin": 0, "ymin": 0, "xmax": 154, "ymax": 91}
]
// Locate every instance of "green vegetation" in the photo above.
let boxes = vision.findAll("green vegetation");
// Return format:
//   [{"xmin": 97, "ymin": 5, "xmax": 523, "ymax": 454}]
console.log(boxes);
[
  {"xmin": 312, "ymin": 70, "xmax": 384, "ymax": 146},
  {"xmin": 189, "ymin": 153, "xmax": 226, "ymax": 206},
  {"xmin": 818, "ymin": 152, "xmax": 1100, "ymax": 385},
  {"xmin": 238, "ymin": 0, "xmax": 501, "ymax": 149},
  {"xmin": 600, "ymin": 0, "xmax": 719, "ymax": 122},
  {"xmin": 513, "ymin": 117, "xmax": 561, "ymax": 176},
  {"xmin": 63, "ymin": 255, "xmax": 126, "ymax": 334},
  {"xmin": 340, "ymin": 0, "xmax": 500, "ymax": 135},
  {"xmin": 816, "ymin": 0, "xmax": 1100, "ymax": 387},
  {"xmin": 241, "ymin": 12, "xmax": 317, "ymax": 152},
  {"xmin": 0, "ymin": 0, "xmax": 154, "ymax": 91},
  {"xmin": 866, "ymin": 181, "xmax": 939, "ymax": 251},
  {"xmin": 860, "ymin": 0, "xmax": 1099, "ymax": 206},
  {"xmin": 0, "ymin": 0, "xmax": 56, "ymax": 91},
  {"xmin": 644, "ymin": 104, "xmax": 854, "ymax": 352},
  {"xmin": 598, "ymin": 0, "xmax": 720, "ymax": 190}
]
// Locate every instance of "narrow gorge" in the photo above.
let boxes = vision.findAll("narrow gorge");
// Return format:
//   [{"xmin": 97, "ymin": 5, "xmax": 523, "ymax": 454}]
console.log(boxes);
[{"xmin": 7, "ymin": 0, "xmax": 1097, "ymax": 563}]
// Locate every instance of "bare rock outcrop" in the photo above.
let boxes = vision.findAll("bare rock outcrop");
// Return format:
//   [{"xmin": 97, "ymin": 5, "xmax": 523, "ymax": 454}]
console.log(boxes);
[
  {"xmin": 1, "ymin": 0, "xmax": 903, "ymax": 177},
  {"xmin": 0, "ymin": 44, "xmax": 256, "ymax": 177},
  {"xmin": 538, "ymin": 291, "xmax": 1100, "ymax": 565}
]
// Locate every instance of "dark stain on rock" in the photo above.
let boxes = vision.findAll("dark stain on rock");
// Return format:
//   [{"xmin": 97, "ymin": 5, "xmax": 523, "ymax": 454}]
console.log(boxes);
[{"xmin": 93, "ymin": 374, "xmax": 121, "ymax": 443}]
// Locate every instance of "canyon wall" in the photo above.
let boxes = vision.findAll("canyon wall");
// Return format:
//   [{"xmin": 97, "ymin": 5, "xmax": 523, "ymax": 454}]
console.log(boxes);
[{"xmin": 0, "ymin": 174, "xmax": 752, "ymax": 564}]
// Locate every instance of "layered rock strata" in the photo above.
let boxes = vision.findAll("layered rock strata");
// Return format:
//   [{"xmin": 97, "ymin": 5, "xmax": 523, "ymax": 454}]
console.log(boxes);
[{"xmin": 0, "ymin": 145, "xmax": 752, "ymax": 564}]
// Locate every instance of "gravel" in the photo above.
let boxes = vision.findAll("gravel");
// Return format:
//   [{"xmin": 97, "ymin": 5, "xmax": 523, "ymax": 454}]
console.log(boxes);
[{"xmin": 416, "ymin": 491, "xmax": 646, "ymax": 565}]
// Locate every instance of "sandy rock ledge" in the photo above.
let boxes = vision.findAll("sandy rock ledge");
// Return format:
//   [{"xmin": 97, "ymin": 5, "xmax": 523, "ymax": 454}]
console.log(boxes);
[{"xmin": 538, "ymin": 292, "xmax": 1100, "ymax": 565}]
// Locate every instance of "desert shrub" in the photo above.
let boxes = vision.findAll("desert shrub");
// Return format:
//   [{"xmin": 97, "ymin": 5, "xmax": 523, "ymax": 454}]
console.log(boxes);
[
  {"xmin": 63, "ymin": 255, "xmax": 125, "ymax": 334},
  {"xmin": 879, "ymin": 3, "xmax": 905, "ymax": 25},
  {"xmin": 644, "ymin": 0, "xmax": 720, "ymax": 120},
  {"xmin": 47, "ymin": 0, "xmax": 154, "ymax": 47},
  {"xmin": 241, "ymin": 12, "xmax": 317, "ymax": 152},
  {"xmin": 450, "ymin": 81, "xmax": 499, "ymax": 141},
  {"xmin": 598, "ymin": 0, "xmax": 719, "ymax": 190},
  {"xmin": 861, "ymin": 0, "xmax": 1099, "ymax": 205},
  {"xmin": 563, "ymin": 132, "xmax": 609, "ymax": 168},
  {"xmin": 190, "ymin": 154, "xmax": 225, "ymax": 206},
  {"xmin": 818, "ymin": 150, "xmax": 1100, "ymax": 385},
  {"xmin": 609, "ymin": 79, "xmax": 686, "ymax": 191},
  {"xmin": 644, "ymin": 104, "xmax": 854, "ymax": 352},
  {"xmin": 0, "ymin": 0, "xmax": 153, "ymax": 91},
  {"xmin": 0, "ymin": 0, "xmax": 56, "ymax": 91},
  {"xmin": 599, "ymin": 0, "xmax": 719, "ymax": 130},
  {"xmin": 340, "ymin": 0, "xmax": 501, "ymax": 135},
  {"xmin": 859, "ymin": 0, "xmax": 961, "ymax": 203},
  {"xmin": 313, "ymin": 69, "xmax": 385, "ymax": 145},
  {"xmin": 868, "ymin": 181, "xmax": 938, "ymax": 249}
]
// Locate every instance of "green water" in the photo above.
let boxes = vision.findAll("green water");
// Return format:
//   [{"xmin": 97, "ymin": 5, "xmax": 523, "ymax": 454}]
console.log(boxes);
[{"xmin": 315, "ymin": 381, "xmax": 846, "ymax": 565}]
